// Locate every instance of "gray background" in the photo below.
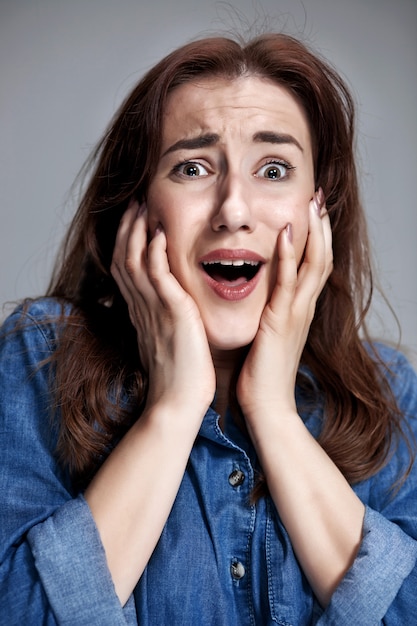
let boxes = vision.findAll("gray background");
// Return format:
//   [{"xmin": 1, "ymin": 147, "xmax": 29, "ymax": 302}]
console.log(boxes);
[{"xmin": 1, "ymin": 0, "xmax": 416, "ymax": 364}]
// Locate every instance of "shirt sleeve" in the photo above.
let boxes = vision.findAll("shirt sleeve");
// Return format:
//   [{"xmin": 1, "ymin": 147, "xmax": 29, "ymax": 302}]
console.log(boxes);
[
  {"xmin": 0, "ymin": 302, "xmax": 138, "ymax": 625},
  {"xmin": 316, "ymin": 507, "xmax": 417, "ymax": 625},
  {"xmin": 316, "ymin": 346, "xmax": 417, "ymax": 625}
]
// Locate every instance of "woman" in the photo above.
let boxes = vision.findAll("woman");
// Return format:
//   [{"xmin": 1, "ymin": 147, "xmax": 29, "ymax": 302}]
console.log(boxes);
[{"xmin": 0, "ymin": 33, "xmax": 416, "ymax": 625}]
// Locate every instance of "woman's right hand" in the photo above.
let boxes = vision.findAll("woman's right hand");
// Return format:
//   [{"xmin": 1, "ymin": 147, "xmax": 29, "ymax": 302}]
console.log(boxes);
[
  {"xmin": 111, "ymin": 200, "xmax": 216, "ymax": 417},
  {"xmin": 86, "ymin": 200, "xmax": 215, "ymax": 604}
]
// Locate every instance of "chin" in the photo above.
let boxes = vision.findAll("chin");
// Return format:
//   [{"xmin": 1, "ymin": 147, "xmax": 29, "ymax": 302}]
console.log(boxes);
[{"xmin": 206, "ymin": 323, "xmax": 258, "ymax": 353}]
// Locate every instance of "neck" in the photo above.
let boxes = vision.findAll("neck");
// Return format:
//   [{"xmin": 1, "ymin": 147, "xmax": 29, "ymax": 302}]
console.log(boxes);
[{"xmin": 211, "ymin": 346, "xmax": 247, "ymax": 421}]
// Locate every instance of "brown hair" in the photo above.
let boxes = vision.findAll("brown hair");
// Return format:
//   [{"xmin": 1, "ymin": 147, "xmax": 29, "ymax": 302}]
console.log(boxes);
[{"xmin": 46, "ymin": 33, "xmax": 413, "ymax": 490}]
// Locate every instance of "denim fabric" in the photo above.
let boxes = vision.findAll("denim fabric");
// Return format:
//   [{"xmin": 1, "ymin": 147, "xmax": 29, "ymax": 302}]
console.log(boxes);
[{"xmin": 1, "ymin": 298, "xmax": 416, "ymax": 625}]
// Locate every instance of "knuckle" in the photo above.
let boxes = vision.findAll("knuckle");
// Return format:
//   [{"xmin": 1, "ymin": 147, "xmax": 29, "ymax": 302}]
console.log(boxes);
[
  {"xmin": 124, "ymin": 257, "xmax": 136, "ymax": 277},
  {"xmin": 284, "ymin": 277, "xmax": 298, "ymax": 293}
]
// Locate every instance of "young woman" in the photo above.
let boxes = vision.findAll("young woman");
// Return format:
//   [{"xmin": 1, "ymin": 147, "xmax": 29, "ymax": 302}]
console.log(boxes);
[{"xmin": 0, "ymin": 33, "xmax": 416, "ymax": 625}]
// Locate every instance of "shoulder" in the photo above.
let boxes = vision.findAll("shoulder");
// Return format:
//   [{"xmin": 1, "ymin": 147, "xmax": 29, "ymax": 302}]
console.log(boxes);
[
  {"xmin": 0, "ymin": 297, "xmax": 73, "ymax": 354},
  {"xmin": 368, "ymin": 341, "xmax": 414, "ymax": 369},
  {"xmin": 0, "ymin": 299, "xmax": 74, "ymax": 434},
  {"xmin": 367, "ymin": 342, "xmax": 417, "ymax": 414}
]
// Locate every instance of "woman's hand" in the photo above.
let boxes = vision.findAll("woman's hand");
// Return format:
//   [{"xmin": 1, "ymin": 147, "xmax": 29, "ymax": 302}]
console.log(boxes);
[
  {"xmin": 87, "ymin": 202, "xmax": 216, "ymax": 605},
  {"xmin": 111, "ymin": 200, "xmax": 215, "ymax": 416},
  {"xmin": 236, "ymin": 193, "xmax": 365, "ymax": 608},
  {"xmin": 237, "ymin": 191, "xmax": 333, "ymax": 425}
]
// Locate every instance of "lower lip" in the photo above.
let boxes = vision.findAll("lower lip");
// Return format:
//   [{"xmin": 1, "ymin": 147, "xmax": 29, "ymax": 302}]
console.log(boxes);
[{"xmin": 201, "ymin": 265, "xmax": 263, "ymax": 301}]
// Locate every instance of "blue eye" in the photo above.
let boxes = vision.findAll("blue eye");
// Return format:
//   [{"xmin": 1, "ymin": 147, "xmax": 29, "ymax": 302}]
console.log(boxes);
[
  {"xmin": 256, "ymin": 161, "xmax": 292, "ymax": 180},
  {"xmin": 174, "ymin": 161, "xmax": 209, "ymax": 178}
]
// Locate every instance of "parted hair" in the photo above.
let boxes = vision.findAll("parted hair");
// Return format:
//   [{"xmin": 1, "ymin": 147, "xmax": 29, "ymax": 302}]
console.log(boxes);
[{"xmin": 45, "ymin": 33, "xmax": 412, "ymax": 490}]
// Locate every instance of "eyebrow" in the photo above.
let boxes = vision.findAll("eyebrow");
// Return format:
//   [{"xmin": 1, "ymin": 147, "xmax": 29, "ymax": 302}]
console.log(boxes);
[
  {"xmin": 253, "ymin": 131, "xmax": 303, "ymax": 152},
  {"xmin": 162, "ymin": 130, "xmax": 303, "ymax": 157},
  {"xmin": 162, "ymin": 133, "xmax": 220, "ymax": 157}
]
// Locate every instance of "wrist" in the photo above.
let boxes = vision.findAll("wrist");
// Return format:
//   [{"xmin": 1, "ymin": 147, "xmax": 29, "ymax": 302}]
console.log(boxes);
[
  {"xmin": 242, "ymin": 396, "xmax": 298, "ymax": 426},
  {"xmin": 141, "ymin": 395, "xmax": 209, "ymax": 438},
  {"xmin": 244, "ymin": 403, "xmax": 302, "ymax": 449}
]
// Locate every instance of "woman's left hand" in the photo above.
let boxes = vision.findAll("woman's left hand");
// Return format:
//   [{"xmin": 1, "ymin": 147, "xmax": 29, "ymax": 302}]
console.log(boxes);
[
  {"xmin": 236, "ymin": 193, "xmax": 365, "ymax": 608},
  {"xmin": 237, "ymin": 191, "xmax": 333, "ymax": 425}
]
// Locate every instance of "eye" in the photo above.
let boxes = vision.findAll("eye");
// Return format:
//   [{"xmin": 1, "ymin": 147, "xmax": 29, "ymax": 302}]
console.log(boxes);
[
  {"xmin": 256, "ymin": 160, "xmax": 293, "ymax": 181},
  {"xmin": 173, "ymin": 161, "xmax": 209, "ymax": 178}
]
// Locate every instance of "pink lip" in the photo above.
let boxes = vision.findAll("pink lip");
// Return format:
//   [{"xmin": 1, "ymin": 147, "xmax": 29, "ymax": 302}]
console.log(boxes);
[
  {"xmin": 199, "ymin": 248, "xmax": 265, "ymax": 302},
  {"xmin": 199, "ymin": 249, "xmax": 266, "ymax": 264}
]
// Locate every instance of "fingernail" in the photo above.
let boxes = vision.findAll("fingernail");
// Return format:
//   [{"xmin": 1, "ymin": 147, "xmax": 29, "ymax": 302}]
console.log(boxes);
[
  {"xmin": 285, "ymin": 223, "xmax": 293, "ymax": 243},
  {"xmin": 153, "ymin": 222, "xmax": 163, "ymax": 237}
]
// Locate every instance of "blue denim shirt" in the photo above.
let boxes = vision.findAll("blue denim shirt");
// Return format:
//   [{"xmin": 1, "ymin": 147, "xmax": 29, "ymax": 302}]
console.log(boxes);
[{"xmin": 1, "ymin": 298, "xmax": 416, "ymax": 625}]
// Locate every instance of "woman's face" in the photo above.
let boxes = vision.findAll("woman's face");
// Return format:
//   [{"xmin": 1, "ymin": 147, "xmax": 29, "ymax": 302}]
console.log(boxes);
[{"xmin": 146, "ymin": 75, "xmax": 315, "ymax": 351}]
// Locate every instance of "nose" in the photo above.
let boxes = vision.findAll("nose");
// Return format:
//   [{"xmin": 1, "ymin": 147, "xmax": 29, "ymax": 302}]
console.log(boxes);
[{"xmin": 210, "ymin": 173, "xmax": 255, "ymax": 233}]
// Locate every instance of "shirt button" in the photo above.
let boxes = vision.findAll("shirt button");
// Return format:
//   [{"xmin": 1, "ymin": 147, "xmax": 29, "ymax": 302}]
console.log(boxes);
[
  {"xmin": 228, "ymin": 469, "xmax": 245, "ymax": 487},
  {"xmin": 230, "ymin": 560, "xmax": 246, "ymax": 580}
]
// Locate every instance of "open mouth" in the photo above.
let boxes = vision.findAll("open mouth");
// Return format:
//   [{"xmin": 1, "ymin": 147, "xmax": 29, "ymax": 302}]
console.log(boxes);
[{"xmin": 201, "ymin": 259, "xmax": 261, "ymax": 285}]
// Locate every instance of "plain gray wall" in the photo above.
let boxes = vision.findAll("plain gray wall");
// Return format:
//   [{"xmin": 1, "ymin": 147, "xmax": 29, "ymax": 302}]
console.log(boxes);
[{"xmin": 1, "ymin": 0, "xmax": 416, "ymax": 364}]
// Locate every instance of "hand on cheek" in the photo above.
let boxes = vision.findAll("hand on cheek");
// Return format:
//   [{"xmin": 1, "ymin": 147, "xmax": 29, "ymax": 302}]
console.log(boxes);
[
  {"xmin": 111, "ymin": 199, "xmax": 215, "ymax": 416},
  {"xmin": 237, "ymin": 189, "xmax": 333, "ymax": 423}
]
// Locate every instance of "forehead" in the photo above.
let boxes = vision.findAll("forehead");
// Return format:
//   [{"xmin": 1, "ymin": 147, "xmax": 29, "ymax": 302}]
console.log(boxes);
[{"xmin": 161, "ymin": 76, "xmax": 312, "ymax": 150}]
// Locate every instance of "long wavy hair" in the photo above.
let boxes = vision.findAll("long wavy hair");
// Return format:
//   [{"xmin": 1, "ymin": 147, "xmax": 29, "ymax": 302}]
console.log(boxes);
[{"xmin": 46, "ymin": 33, "xmax": 412, "ymax": 491}]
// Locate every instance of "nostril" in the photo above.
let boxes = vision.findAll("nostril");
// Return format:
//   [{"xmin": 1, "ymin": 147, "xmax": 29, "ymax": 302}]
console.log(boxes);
[
  {"xmin": 212, "ymin": 222, "xmax": 251, "ymax": 233},
  {"xmin": 211, "ymin": 201, "xmax": 253, "ymax": 233}
]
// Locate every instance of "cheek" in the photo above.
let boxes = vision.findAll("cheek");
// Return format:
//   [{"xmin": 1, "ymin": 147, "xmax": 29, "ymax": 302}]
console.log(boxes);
[
  {"xmin": 147, "ymin": 184, "xmax": 198, "ymax": 236},
  {"xmin": 294, "ymin": 222, "xmax": 309, "ymax": 264},
  {"xmin": 268, "ymin": 201, "xmax": 310, "ymax": 262},
  {"xmin": 289, "ymin": 197, "xmax": 311, "ymax": 262},
  {"xmin": 146, "ymin": 176, "xmax": 186, "ymax": 223},
  {"xmin": 145, "ymin": 189, "xmax": 167, "ymax": 232}
]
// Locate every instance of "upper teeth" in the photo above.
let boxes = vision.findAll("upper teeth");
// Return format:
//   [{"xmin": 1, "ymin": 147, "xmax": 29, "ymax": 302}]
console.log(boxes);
[{"xmin": 202, "ymin": 260, "xmax": 259, "ymax": 267}]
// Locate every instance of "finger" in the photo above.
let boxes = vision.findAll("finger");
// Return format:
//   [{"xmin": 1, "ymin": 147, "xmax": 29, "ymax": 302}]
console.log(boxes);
[
  {"xmin": 112, "ymin": 201, "xmax": 160, "ymax": 314},
  {"xmin": 320, "ymin": 206, "xmax": 334, "ymax": 288},
  {"xmin": 147, "ymin": 225, "xmax": 194, "ymax": 311},
  {"xmin": 295, "ymin": 195, "xmax": 329, "ymax": 299},
  {"xmin": 111, "ymin": 200, "xmax": 142, "ymax": 299},
  {"xmin": 112, "ymin": 201, "xmax": 138, "ymax": 266},
  {"xmin": 122, "ymin": 203, "xmax": 149, "ymax": 289},
  {"xmin": 306, "ymin": 203, "xmax": 333, "ymax": 293},
  {"xmin": 266, "ymin": 223, "xmax": 298, "ymax": 316}
]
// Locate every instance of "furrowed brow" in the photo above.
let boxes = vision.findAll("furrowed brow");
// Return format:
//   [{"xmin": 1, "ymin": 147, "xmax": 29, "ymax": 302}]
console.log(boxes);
[
  {"xmin": 162, "ymin": 133, "xmax": 220, "ymax": 157},
  {"xmin": 253, "ymin": 131, "xmax": 303, "ymax": 152}
]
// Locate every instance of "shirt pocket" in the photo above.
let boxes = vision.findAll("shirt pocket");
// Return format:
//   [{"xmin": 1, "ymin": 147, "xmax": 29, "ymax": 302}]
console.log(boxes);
[{"xmin": 265, "ymin": 501, "xmax": 315, "ymax": 625}]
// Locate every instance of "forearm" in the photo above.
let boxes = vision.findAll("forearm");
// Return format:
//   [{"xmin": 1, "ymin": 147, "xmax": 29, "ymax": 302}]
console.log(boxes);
[
  {"xmin": 85, "ymin": 402, "xmax": 205, "ymax": 606},
  {"xmin": 247, "ymin": 410, "xmax": 365, "ymax": 607}
]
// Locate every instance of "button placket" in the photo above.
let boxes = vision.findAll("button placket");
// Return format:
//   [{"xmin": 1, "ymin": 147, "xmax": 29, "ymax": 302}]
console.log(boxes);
[{"xmin": 221, "ymin": 452, "xmax": 253, "ymax": 595}]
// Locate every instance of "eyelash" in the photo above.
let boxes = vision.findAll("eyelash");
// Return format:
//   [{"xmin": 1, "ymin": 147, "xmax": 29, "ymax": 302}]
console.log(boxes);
[
  {"xmin": 172, "ymin": 160, "xmax": 209, "ymax": 178},
  {"xmin": 256, "ymin": 159, "xmax": 296, "ymax": 181},
  {"xmin": 171, "ymin": 158, "xmax": 296, "ymax": 180}
]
